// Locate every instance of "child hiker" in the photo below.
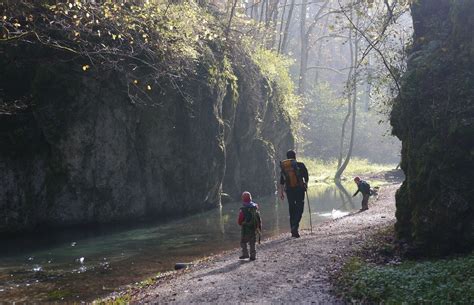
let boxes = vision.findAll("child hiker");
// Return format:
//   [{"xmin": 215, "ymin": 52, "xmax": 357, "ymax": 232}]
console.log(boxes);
[{"xmin": 237, "ymin": 191, "xmax": 262, "ymax": 261}]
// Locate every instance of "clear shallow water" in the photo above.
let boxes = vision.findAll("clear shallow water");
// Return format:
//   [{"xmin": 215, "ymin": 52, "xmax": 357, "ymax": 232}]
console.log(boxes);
[{"xmin": 0, "ymin": 182, "xmax": 358, "ymax": 302}]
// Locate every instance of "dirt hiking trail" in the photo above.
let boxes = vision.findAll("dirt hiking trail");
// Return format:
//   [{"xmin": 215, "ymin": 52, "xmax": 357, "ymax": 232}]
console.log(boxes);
[{"xmin": 107, "ymin": 183, "xmax": 400, "ymax": 303}]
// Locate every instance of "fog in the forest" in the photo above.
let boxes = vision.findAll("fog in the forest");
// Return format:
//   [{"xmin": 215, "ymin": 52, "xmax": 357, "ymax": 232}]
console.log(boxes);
[{"xmin": 240, "ymin": 0, "xmax": 413, "ymax": 164}]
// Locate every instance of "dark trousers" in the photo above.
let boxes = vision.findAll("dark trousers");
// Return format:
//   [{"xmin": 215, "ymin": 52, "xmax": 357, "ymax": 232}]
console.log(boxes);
[
  {"xmin": 361, "ymin": 193, "xmax": 369, "ymax": 210},
  {"xmin": 286, "ymin": 188, "xmax": 305, "ymax": 233},
  {"xmin": 241, "ymin": 236, "xmax": 256, "ymax": 259}
]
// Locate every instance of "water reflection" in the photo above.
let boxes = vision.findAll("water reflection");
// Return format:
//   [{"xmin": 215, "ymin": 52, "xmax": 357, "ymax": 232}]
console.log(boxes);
[
  {"xmin": 317, "ymin": 209, "xmax": 350, "ymax": 219},
  {"xmin": 0, "ymin": 181, "xmax": 358, "ymax": 302},
  {"xmin": 335, "ymin": 180, "xmax": 356, "ymax": 210}
]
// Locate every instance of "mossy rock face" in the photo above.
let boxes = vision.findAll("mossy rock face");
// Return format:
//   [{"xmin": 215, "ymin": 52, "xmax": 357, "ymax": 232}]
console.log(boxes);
[
  {"xmin": 390, "ymin": 0, "xmax": 474, "ymax": 256},
  {"xmin": 222, "ymin": 47, "xmax": 294, "ymax": 198},
  {"xmin": 0, "ymin": 4, "xmax": 294, "ymax": 233}
]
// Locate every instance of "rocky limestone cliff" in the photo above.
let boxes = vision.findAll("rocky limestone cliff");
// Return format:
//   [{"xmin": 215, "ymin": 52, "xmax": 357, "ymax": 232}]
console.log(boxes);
[
  {"xmin": 222, "ymin": 49, "xmax": 293, "ymax": 198},
  {"xmin": 391, "ymin": 0, "xmax": 474, "ymax": 256},
  {"xmin": 0, "ymin": 5, "xmax": 293, "ymax": 233}
]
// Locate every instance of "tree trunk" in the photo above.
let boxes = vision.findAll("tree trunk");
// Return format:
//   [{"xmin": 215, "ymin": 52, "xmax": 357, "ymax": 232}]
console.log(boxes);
[
  {"xmin": 265, "ymin": 0, "xmax": 270, "ymax": 24},
  {"xmin": 297, "ymin": 0, "xmax": 308, "ymax": 95},
  {"xmin": 280, "ymin": 0, "xmax": 295, "ymax": 54},
  {"xmin": 337, "ymin": 92, "xmax": 352, "ymax": 169},
  {"xmin": 337, "ymin": 22, "xmax": 354, "ymax": 170},
  {"xmin": 270, "ymin": 0, "xmax": 280, "ymax": 49},
  {"xmin": 250, "ymin": 0, "xmax": 256, "ymax": 19},
  {"xmin": 277, "ymin": 0, "xmax": 288, "ymax": 53},
  {"xmin": 335, "ymin": 14, "xmax": 360, "ymax": 181},
  {"xmin": 313, "ymin": 15, "xmax": 330, "ymax": 84},
  {"xmin": 259, "ymin": 0, "xmax": 267, "ymax": 23},
  {"xmin": 299, "ymin": 0, "xmax": 329, "ymax": 95},
  {"xmin": 226, "ymin": 0, "xmax": 239, "ymax": 34}
]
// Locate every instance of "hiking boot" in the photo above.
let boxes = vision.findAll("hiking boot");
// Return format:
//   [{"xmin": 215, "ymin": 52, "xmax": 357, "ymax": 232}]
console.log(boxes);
[
  {"xmin": 239, "ymin": 255, "xmax": 250, "ymax": 259},
  {"xmin": 249, "ymin": 257, "xmax": 256, "ymax": 261},
  {"xmin": 291, "ymin": 232, "xmax": 300, "ymax": 238}
]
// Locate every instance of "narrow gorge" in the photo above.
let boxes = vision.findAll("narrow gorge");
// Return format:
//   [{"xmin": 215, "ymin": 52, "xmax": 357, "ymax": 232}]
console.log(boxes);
[{"xmin": 0, "ymin": 3, "xmax": 294, "ymax": 233}]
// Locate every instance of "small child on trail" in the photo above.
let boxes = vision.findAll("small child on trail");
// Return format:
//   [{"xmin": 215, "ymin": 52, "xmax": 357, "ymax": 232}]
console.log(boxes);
[
  {"xmin": 352, "ymin": 176, "xmax": 375, "ymax": 211},
  {"xmin": 237, "ymin": 191, "xmax": 262, "ymax": 261}
]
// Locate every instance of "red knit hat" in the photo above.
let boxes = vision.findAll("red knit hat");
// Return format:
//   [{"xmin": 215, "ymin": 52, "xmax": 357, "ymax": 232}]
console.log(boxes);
[
  {"xmin": 241, "ymin": 191, "xmax": 252, "ymax": 203},
  {"xmin": 354, "ymin": 176, "xmax": 361, "ymax": 182}
]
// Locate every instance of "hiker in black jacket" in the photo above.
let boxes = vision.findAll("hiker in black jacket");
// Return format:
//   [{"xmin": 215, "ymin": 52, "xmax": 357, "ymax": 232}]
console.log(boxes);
[
  {"xmin": 353, "ymin": 176, "xmax": 371, "ymax": 211},
  {"xmin": 279, "ymin": 150, "xmax": 309, "ymax": 238}
]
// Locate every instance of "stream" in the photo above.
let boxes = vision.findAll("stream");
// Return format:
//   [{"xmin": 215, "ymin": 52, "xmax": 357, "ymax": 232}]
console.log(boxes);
[{"xmin": 0, "ymin": 182, "xmax": 358, "ymax": 302}]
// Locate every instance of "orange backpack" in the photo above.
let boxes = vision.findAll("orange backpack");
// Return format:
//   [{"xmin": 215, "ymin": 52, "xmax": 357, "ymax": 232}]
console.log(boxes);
[{"xmin": 280, "ymin": 159, "xmax": 302, "ymax": 188}]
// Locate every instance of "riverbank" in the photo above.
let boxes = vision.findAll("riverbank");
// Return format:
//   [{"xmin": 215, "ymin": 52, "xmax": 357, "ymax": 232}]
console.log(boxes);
[
  {"xmin": 100, "ymin": 182, "xmax": 400, "ymax": 303},
  {"xmin": 301, "ymin": 157, "xmax": 398, "ymax": 184},
  {"xmin": 0, "ymin": 179, "xmax": 362, "ymax": 302}
]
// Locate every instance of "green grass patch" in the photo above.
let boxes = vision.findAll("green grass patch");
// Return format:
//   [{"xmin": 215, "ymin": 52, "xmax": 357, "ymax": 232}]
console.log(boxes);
[
  {"xmin": 46, "ymin": 289, "xmax": 73, "ymax": 301},
  {"xmin": 94, "ymin": 272, "xmax": 168, "ymax": 304},
  {"xmin": 337, "ymin": 253, "xmax": 474, "ymax": 303},
  {"xmin": 300, "ymin": 157, "xmax": 396, "ymax": 183},
  {"xmin": 136, "ymin": 275, "xmax": 160, "ymax": 289},
  {"xmin": 94, "ymin": 294, "xmax": 131, "ymax": 305}
]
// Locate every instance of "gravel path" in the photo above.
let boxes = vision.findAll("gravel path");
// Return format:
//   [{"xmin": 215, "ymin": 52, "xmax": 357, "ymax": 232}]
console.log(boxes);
[{"xmin": 112, "ymin": 183, "xmax": 399, "ymax": 303}]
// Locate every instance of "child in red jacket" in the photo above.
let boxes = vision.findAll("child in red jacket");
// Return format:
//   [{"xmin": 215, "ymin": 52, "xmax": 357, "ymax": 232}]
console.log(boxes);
[{"xmin": 238, "ymin": 191, "xmax": 262, "ymax": 261}]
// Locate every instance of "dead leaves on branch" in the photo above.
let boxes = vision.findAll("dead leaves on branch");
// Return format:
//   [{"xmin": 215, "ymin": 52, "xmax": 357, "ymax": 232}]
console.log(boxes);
[{"xmin": 0, "ymin": 1, "xmax": 224, "ymax": 105}]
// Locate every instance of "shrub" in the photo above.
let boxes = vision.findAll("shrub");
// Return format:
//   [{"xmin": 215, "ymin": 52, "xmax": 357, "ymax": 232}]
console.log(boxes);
[{"xmin": 338, "ymin": 253, "xmax": 474, "ymax": 303}]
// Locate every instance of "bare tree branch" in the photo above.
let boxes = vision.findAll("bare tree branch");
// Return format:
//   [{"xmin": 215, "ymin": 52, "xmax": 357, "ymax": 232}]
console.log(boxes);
[
  {"xmin": 337, "ymin": 0, "xmax": 401, "ymax": 95},
  {"xmin": 306, "ymin": 65, "xmax": 345, "ymax": 74}
]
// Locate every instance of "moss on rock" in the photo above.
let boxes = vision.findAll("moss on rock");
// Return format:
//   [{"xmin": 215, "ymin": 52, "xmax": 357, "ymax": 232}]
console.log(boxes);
[
  {"xmin": 0, "ymin": 1, "xmax": 294, "ymax": 232},
  {"xmin": 390, "ymin": 0, "xmax": 474, "ymax": 256}
]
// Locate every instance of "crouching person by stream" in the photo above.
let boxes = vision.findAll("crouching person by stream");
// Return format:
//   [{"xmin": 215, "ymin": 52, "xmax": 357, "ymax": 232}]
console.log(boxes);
[
  {"xmin": 237, "ymin": 192, "xmax": 262, "ymax": 261},
  {"xmin": 352, "ymin": 177, "xmax": 373, "ymax": 211}
]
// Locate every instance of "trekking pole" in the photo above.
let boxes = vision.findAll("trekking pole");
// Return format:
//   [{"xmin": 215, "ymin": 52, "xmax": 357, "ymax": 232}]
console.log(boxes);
[{"xmin": 305, "ymin": 190, "xmax": 313, "ymax": 233}]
